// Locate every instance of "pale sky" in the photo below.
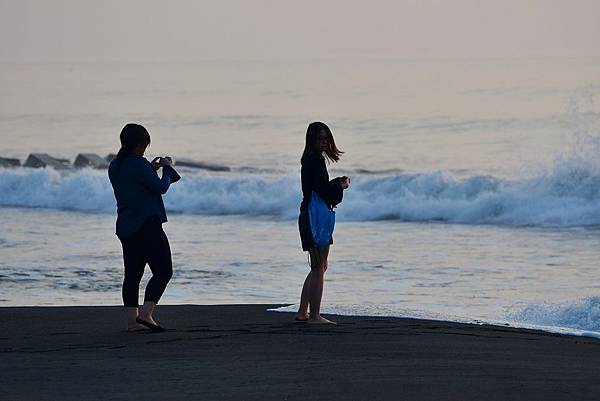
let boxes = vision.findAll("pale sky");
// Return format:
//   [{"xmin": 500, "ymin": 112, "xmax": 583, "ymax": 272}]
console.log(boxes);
[{"xmin": 0, "ymin": 0, "xmax": 599, "ymax": 61}]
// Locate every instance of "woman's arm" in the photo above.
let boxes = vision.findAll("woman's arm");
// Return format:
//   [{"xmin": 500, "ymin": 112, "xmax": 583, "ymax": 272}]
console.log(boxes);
[
  {"xmin": 316, "ymin": 177, "xmax": 343, "ymax": 207},
  {"xmin": 163, "ymin": 165, "xmax": 181, "ymax": 183},
  {"xmin": 138, "ymin": 160, "xmax": 174, "ymax": 195},
  {"xmin": 310, "ymin": 158, "xmax": 344, "ymax": 207}
]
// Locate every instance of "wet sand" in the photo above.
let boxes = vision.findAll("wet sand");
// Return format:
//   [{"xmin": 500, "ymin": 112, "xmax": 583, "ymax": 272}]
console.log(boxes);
[{"xmin": 1, "ymin": 304, "xmax": 599, "ymax": 400}]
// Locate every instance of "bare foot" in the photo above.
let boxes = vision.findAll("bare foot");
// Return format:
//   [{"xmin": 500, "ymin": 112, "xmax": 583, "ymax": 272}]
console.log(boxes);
[
  {"xmin": 294, "ymin": 312, "xmax": 309, "ymax": 322},
  {"xmin": 127, "ymin": 323, "xmax": 149, "ymax": 332},
  {"xmin": 135, "ymin": 314, "xmax": 167, "ymax": 332},
  {"xmin": 307, "ymin": 316, "xmax": 336, "ymax": 325},
  {"xmin": 138, "ymin": 314, "xmax": 159, "ymax": 326}
]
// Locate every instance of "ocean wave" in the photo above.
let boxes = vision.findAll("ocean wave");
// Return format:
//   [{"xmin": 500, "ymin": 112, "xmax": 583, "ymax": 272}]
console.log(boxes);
[
  {"xmin": 1, "ymin": 161, "xmax": 600, "ymax": 227},
  {"xmin": 511, "ymin": 297, "xmax": 600, "ymax": 333}
]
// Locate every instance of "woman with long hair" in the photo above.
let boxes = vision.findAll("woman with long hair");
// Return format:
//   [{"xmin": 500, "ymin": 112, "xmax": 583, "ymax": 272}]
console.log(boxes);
[
  {"xmin": 108, "ymin": 123, "xmax": 181, "ymax": 332},
  {"xmin": 296, "ymin": 121, "xmax": 350, "ymax": 324}
]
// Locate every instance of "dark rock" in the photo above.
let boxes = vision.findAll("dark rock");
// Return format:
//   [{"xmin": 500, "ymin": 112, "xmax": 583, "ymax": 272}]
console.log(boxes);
[
  {"xmin": 0, "ymin": 157, "xmax": 21, "ymax": 167},
  {"xmin": 176, "ymin": 158, "xmax": 230, "ymax": 172},
  {"xmin": 74, "ymin": 153, "xmax": 109, "ymax": 169},
  {"xmin": 24, "ymin": 153, "xmax": 71, "ymax": 169}
]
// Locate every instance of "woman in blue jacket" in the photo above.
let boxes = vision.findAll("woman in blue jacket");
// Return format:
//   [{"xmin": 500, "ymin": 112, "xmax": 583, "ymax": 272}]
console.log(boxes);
[
  {"xmin": 108, "ymin": 123, "xmax": 180, "ymax": 332},
  {"xmin": 296, "ymin": 122, "xmax": 350, "ymax": 324}
]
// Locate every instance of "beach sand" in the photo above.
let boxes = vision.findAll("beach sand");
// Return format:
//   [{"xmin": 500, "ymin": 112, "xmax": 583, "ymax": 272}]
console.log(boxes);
[{"xmin": 1, "ymin": 304, "xmax": 599, "ymax": 401}]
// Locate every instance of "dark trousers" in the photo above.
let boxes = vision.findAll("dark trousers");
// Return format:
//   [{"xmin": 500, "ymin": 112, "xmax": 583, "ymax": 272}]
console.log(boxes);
[{"xmin": 119, "ymin": 217, "xmax": 173, "ymax": 307}]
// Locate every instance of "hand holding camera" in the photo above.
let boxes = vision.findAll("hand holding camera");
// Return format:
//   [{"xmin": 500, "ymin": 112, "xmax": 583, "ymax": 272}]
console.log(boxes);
[
  {"xmin": 340, "ymin": 176, "xmax": 351, "ymax": 189},
  {"xmin": 151, "ymin": 156, "xmax": 174, "ymax": 170}
]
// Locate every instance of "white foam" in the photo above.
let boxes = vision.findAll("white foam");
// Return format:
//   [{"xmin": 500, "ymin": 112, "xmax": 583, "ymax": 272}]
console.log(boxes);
[
  {"xmin": 2, "ymin": 159, "xmax": 600, "ymax": 227},
  {"xmin": 271, "ymin": 300, "xmax": 600, "ymax": 339},
  {"xmin": 511, "ymin": 297, "xmax": 600, "ymax": 333},
  {"xmin": 0, "ymin": 167, "xmax": 115, "ymax": 213}
]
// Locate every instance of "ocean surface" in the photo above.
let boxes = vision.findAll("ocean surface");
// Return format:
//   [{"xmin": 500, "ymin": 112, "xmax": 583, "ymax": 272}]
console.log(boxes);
[{"xmin": 2, "ymin": 57, "xmax": 600, "ymax": 337}]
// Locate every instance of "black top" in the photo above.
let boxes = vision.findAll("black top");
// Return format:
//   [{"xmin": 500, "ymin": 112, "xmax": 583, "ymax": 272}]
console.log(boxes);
[
  {"xmin": 108, "ymin": 155, "xmax": 181, "ymax": 239},
  {"xmin": 300, "ymin": 152, "xmax": 343, "ymax": 211}
]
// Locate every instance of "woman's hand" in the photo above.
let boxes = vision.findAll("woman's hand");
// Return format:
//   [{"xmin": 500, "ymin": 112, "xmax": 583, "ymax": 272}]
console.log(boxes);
[
  {"xmin": 340, "ymin": 176, "xmax": 350, "ymax": 189},
  {"xmin": 151, "ymin": 157, "xmax": 174, "ymax": 170},
  {"xmin": 151, "ymin": 157, "xmax": 162, "ymax": 170}
]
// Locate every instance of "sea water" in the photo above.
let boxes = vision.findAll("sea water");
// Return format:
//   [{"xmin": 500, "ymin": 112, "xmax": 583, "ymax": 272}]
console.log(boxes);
[{"xmin": 1, "ymin": 57, "xmax": 600, "ymax": 337}]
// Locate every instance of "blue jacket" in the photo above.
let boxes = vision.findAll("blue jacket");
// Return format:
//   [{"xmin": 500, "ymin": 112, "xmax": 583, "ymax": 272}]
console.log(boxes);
[{"xmin": 108, "ymin": 155, "xmax": 180, "ymax": 239}]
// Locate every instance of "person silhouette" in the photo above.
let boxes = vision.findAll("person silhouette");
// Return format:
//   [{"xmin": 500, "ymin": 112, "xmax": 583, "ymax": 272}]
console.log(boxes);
[
  {"xmin": 108, "ymin": 123, "xmax": 181, "ymax": 332},
  {"xmin": 295, "ymin": 122, "xmax": 350, "ymax": 324}
]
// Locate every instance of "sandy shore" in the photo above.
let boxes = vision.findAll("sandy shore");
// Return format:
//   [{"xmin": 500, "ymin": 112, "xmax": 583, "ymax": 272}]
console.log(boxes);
[{"xmin": 1, "ymin": 304, "xmax": 599, "ymax": 401}]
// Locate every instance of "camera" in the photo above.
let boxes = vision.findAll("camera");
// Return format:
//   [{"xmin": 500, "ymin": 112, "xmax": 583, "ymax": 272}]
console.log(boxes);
[
  {"xmin": 340, "ymin": 176, "xmax": 350, "ymax": 188},
  {"xmin": 152, "ymin": 156, "xmax": 172, "ymax": 167}
]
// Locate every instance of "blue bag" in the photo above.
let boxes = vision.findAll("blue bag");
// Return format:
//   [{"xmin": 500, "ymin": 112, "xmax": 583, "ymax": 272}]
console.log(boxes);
[{"xmin": 308, "ymin": 191, "xmax": 336, "ymax": 251}]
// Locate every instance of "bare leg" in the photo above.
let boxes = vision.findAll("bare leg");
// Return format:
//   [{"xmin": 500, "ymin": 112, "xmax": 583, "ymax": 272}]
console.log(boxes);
[
  {"xmin": 307, "ymin": 246, "xmax": 335, "ymax": 324},
  {"xmin": 295, "ymin": 272, "xmax": 311, "ymax": 321},
  {"xmin": 125, "ymin": 307, "xmax": 147, "ymax": 332},
  {"xmin": 138, "ymin": 301, "xmax": 159, "ymax": 325}
]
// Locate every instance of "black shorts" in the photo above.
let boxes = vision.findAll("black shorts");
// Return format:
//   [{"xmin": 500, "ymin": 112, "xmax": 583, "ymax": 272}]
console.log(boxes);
[{"xmin": 298, "ymin": 209, "xmax": 333, "ymax": 252}]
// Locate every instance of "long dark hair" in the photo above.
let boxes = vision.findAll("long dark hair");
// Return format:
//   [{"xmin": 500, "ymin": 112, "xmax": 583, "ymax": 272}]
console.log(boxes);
[
  {"xmin": 115, "ymin": 123, "xmax": 151, "ymax": 169},
  {"xmin": 301, "ymin": 121, "xmax": 343, "ymax": 164}
]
